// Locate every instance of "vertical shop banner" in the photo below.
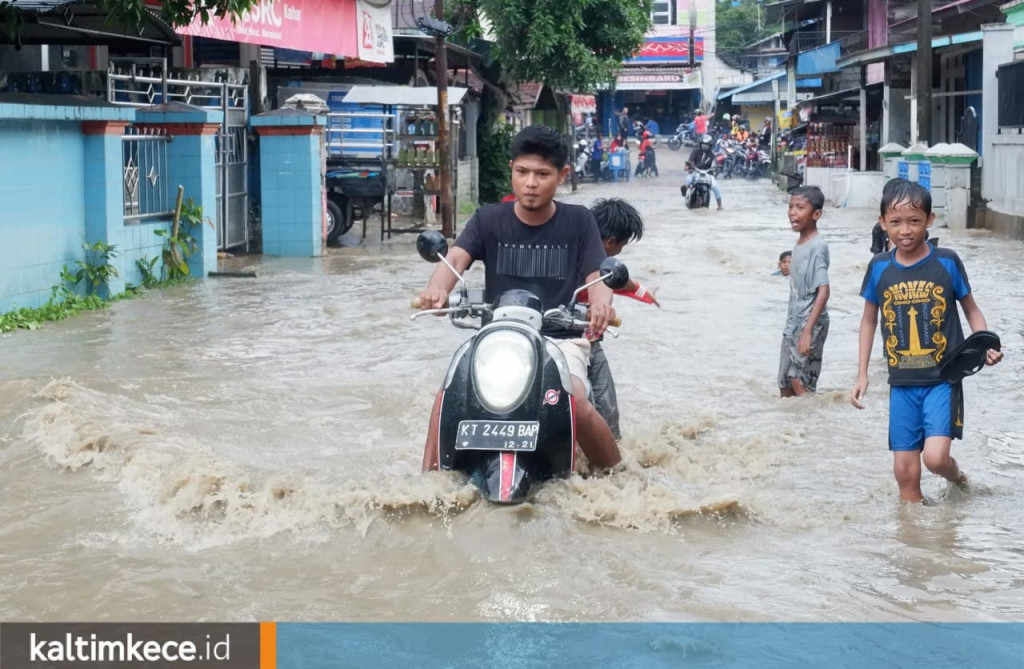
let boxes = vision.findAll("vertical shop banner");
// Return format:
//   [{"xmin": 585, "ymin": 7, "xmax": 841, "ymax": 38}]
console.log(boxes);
[
  {"xmin": 356, "ymin": 0, "xmax": 395, "ymax": 64},
  {"xmin": 176, "ymin": 0, "xmax": 361, "ymax": 59}
]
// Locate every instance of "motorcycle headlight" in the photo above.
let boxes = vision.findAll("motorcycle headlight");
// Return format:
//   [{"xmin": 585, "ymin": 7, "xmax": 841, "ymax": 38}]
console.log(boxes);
[{"xmin": 471, "ymin": 330, "xmax": 536, "ymax": 414}]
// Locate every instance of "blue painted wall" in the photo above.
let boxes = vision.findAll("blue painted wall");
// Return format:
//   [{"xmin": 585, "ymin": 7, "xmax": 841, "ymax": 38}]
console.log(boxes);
[
  {"xmin": 0, "ymin": 102, "xmax": 220, "ymax": 314},
  {"xmin": 0, "ymin": 118, "xmax": 87, "ymax": 310}
]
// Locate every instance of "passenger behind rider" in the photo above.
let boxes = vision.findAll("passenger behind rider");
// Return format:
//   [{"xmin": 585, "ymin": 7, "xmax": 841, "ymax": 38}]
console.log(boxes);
[
  {"xmin": 580, "ymin": 198, "xmax": 659, "ymax": 440},
  {"xmin": 732, "ymin": 118, "xmax": 751, "ymax": 143},
  {"xmin": 417, "ymin": 124, "xmax": 622, "ymax": 471},
  {"xmin": 636, "ymin": 131, "xmax": 659, "ymax": 177},
  {"xmin": 681, "ymin": 134, "xmax": 724, "ymax": 210}
]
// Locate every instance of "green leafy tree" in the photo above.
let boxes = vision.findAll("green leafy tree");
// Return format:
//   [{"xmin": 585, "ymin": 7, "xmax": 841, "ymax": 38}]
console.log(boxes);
[
  {"xmin": 716, "ymin": 0, "xmax": 775, "ymax": 64},
  {"xmin": 483, "ymin": 0, "xmax": 652, "ymax": 91},
  {"xmin": 450, "ymin": 0, "xmax": 653, "ymax": 91}
]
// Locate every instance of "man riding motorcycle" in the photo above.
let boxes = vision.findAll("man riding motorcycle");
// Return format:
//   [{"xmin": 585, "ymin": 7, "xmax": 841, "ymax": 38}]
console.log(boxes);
[
  {"xmin": 417, "ymin": 124, "xmax": 622, "ymax": 472},
  {"xmin": 680, "ymin": 134, "xmax": 723, "ymax": 210}
]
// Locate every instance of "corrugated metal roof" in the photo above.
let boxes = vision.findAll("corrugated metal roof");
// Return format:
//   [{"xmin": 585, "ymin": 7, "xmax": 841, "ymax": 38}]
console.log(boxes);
[
  {"xmin": 717, "ymin": 71, "xmax": 785, "ymax": 101},
  {"xmin": 836, "ymin": 30, "xmax": 983, "ymax": 68}
]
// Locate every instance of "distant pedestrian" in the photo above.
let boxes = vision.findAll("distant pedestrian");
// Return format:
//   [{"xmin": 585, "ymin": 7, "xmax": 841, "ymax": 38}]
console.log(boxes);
[
  {"xmin": 694, "ymin": 109, "xmax": 708, "ymax": 136},
  {"xmin": 772, "ymin": 250, "xmax": 792, "ymax": 276},
  {"xmin": 617, "ymin": 107, "xmax": 631, "ymax": 137},
  {"xmin": 778, "ymin": 186, "xmax": 830, "ymax": 397}
]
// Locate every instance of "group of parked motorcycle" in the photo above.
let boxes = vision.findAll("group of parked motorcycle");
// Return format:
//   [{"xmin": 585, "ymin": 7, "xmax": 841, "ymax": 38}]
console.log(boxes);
[{"xmin": 713, "ymin": 135, "xmax": 773, "ymax": 180}]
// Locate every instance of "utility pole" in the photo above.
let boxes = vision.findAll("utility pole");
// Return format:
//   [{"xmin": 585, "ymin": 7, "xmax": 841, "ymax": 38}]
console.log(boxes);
[
  {"xmin": 434, "ymin": 0, "xmax": 454, "ymax": 238},
  {"xmin": 916, "ymin": 0, "xmax": 932, "ymax": 145}
]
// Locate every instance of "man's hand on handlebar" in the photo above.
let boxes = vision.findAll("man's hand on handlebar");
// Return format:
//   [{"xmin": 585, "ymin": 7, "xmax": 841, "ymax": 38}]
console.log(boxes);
[
  {"xmin": 587, "ymin": 302, "xmax": 616, "ymax": 337},
  {"xmin": 418, "ymin": 287, "xmax": 449, "ymax": 310}
]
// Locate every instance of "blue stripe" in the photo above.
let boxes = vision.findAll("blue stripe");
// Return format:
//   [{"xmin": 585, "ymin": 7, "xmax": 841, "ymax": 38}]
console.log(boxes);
[{"xmin": 276, "ymin": 623, "xmax": 1024, "ymax": 669}]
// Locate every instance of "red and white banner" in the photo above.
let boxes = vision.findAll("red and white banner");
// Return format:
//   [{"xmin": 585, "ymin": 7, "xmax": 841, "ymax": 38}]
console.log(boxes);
[
  {"xmin": 570, "ymin": 94, "xmax": 596, "ymax": 115},
  {"xmin": 177, "ymin": 0, "xmax": 367, "ymax": 60},
  {"xmin": 356, "ymin": 0, "xmax": 394, "ymax": 63}
]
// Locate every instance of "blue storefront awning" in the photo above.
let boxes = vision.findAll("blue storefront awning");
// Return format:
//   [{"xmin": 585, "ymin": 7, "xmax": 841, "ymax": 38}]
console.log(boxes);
[{"xmin": 717, "ymin": 72, "xmax": 785, "ymax": 101}]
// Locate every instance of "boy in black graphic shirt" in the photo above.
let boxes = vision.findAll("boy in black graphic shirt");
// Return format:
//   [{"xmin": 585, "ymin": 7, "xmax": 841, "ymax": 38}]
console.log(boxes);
[
  {"xmin": 418, "ymin": 125, "xmax": 621, "ymax": 471},
  {"xmin": 850, "ymin": 179, "xmax": 1003, "ymax": 503}
]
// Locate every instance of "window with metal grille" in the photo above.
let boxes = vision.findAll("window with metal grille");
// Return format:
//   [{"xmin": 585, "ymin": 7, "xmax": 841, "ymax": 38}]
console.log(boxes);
[{"xmin": 997, "ymin": 60, "xmax": 1024, "ymax": 128}]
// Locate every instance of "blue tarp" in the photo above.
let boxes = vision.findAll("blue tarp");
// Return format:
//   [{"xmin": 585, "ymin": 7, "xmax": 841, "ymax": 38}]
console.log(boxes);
[{"xmin": 797, "ymin": 41, "xmax": 841, "ymax": 75}]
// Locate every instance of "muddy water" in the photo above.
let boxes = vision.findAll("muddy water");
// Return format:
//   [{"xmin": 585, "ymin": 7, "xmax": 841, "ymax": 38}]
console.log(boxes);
[{"xmin": 2, "ymin": 151, "xmax": 1023, "ymax": 622}]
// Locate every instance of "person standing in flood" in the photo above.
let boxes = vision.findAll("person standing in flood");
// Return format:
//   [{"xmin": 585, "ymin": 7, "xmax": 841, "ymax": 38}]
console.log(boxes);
[
  {"xmin": 850, "ymin": 179, "xmax": 1003, "ymax": 503},
  {"xmin": 778, "ymin": 186, "xmax": 831, "ymax": 397}
]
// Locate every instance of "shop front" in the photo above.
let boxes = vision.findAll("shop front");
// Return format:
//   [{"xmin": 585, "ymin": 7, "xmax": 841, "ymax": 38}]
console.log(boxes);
[
  {"xmin": 601, "ymin": 35, "xmax": 705, "ymax": 137},
  {"xmin": 176, "ymin": 0, "xmax": 393, "ymax": 63}
]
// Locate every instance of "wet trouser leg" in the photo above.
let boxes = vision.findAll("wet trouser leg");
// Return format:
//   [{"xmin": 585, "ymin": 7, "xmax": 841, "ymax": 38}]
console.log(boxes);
[{"xmin": 588, "ymin": 342, "xmax": 621, "ymax": 440}]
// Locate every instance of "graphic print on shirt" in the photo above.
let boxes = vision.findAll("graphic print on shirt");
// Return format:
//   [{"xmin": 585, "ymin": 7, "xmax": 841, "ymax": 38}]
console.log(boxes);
[
  {"xmin": 881, "ymin": 279, "xmax": 948, "ymax": 370},
  {"xmin": 495, "ymin": 243, "xmax": 570, "ymax": 280}
]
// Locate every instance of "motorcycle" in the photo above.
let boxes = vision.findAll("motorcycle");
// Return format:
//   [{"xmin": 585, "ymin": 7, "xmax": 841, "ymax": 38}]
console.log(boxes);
[
  {"xmin": 412, "ymin": 231, "xmax": 629, "ymax": 503},
  {"xmin": 573, "ymin": 139, "xmax": 596, "ymax": 182},
  {"xmin": 666, "ymin": 123, "xmax": 697, "ymax": 151},
  {"xmin": 682, "ymin": 166, "xmax": 714, "ymax": 209},
  {"xmin": 718, "ymin": 138, "xmax": 745, "ymax": 179},
  {"xmin": 742, "ymin": 142, "xmax": 773, "ymax": 179}
]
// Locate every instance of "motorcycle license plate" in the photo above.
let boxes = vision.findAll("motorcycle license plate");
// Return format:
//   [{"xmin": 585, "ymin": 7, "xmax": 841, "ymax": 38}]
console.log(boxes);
[{"xmin": 455, "ymin": 420, "xmax": 539, "ymax": 452}]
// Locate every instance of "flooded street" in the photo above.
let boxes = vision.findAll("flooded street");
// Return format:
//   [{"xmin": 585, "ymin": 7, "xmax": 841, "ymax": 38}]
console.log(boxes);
[{"xmin": 2, "ymin": 148, "xmax": 1023, "ymax": 623}]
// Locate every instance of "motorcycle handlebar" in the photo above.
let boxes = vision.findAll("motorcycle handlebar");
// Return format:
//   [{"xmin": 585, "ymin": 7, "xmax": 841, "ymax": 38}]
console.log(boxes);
[{"xmin": 412, "ymin": 298, "xmax": 622, "ymax": 329}]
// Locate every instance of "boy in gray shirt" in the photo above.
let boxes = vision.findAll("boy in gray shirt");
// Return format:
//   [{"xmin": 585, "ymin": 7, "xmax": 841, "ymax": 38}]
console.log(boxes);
[{"xmin": 779, "ymin": 186, "xmax": 830, "ymax": 396}]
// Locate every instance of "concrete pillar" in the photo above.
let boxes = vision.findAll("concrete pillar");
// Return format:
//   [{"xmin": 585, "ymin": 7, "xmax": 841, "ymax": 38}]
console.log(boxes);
[
  {"xmin": 136, "ymin": 103, "xmax": 223, "ymax": 279},
  {"xmin": 899, "ymin": 141, "xmax": 929, "ymax": 182},
  {"xmin": 859, "ymin": 83, "xmax": 868, "ymax": 171},
  {"xmin": 81, "ymin": 120, "xmax": 131, "ymax": 298},
  {"xmin": 879, "ymin": 142, "xmax": 906, "ymax": 179},
  {"xmin": 251, "ymin": 109, "xmax": 326, "ymax": 257},
  {"xmin": 940, "ymin": 143, "xmax": 979, "ymax": 231},
  {"xmin": 923, "ymin": 143, "xmax": 951, "ymax": 212},
  {"xmin": 787, "ymin": 59, "xmax": 797, "ymax": 110},
  {"xmin": 981, "ymin": 23, "xmax": 1014, "ymax": 202}
]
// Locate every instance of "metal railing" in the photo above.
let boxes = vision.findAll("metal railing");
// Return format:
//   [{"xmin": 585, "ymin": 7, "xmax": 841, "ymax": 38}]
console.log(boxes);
[
  {"xmin": 790, "ymin": 30, "xmax": 865, "ymax": 55},
  {"xmin": 325, "ymin": 112, "xmax": 396, "ymax": 158},
  {"xmin": 122, "ymin": 127, "xmax": 174, "ymax": 222}
]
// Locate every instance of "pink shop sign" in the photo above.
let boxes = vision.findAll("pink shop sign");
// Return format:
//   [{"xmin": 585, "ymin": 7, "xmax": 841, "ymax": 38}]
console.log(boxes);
[{"xmin": 177, "ymin": 0, "xmax": 359, "ymax": 58}]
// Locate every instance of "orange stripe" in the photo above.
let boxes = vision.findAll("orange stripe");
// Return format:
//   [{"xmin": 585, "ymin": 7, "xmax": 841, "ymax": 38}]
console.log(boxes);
[{"xmin": 260, "ymin": 621, "xmax": 277, "ymax": 669}]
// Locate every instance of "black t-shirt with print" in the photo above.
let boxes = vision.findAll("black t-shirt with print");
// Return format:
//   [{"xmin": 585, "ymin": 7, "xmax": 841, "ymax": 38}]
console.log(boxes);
[
  {"xmin": 860, "ymin": 246, "xmax": 971, "ymax": 386},
  {"xmin": 455, "ymin": 201, "xmax": 606, "ymax": 329}
]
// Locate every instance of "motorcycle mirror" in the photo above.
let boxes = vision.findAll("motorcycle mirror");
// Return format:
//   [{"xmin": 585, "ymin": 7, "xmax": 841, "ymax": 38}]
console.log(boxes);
[
  {"xmin": 599, "ymin": 257, "xmax": 630, "ymax": 291},
  {"xmin": 416, "ymin": 230, "xmax": 448, "ymax": 263}
]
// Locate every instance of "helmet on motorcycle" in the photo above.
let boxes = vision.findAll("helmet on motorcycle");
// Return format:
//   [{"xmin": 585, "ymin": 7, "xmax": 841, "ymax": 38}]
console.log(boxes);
[
  {"xmin": 722, "ymin": 113, "xmax": 731, "ymax": 121},
  {"xmin": 699, "ymin": 134, "xmax": 713, "ymax": 149}
]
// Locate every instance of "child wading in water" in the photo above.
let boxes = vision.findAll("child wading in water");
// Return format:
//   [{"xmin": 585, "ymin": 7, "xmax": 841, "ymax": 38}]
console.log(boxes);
[
  {"xmin": 778, "ymin": 186, "xmax": 830, "ymax": 397},
  {"xmin": 850, "ymin": 179, "xmax": 1003, "ymax": 503},
  {"xmin": 583, "ymin": 198, "xmax": 659, "ymax": 440}
]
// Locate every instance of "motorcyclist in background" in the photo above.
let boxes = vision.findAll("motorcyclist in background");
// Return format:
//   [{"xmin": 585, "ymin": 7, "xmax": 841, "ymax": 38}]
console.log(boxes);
[{"xmin": 680, "ymin": 134, "xmax": 723, "ymax": 210}]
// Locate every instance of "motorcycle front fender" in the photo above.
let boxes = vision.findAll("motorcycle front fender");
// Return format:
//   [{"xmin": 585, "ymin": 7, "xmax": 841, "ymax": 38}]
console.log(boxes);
[{"xmin": 436, "ymin": 333, "xmax": 575, "ymax": 503}]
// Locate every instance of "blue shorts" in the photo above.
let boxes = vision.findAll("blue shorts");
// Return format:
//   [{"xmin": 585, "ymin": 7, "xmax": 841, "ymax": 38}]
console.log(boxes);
[{"xmin": 888, "ymin": 383, "xmax": 964, "ymax": 452}]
